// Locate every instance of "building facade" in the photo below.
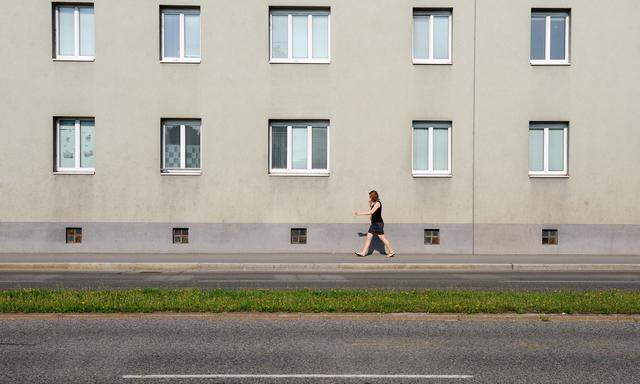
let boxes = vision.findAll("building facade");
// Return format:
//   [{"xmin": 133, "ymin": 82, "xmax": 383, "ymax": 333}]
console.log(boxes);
[{"xmin": 1, "ymin": 0, "xmax": 639, "ymax": 255}]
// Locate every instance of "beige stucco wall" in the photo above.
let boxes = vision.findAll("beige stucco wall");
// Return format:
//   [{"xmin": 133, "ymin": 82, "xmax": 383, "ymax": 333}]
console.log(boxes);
[
  {"xmin": 0, "ymin": 0, "xmax": 638, "ymax": 236},
  {"xmin": 474, "ymin": 0, "xmax": 640, "ymax": 225},
  {"xmin": 0, "ymin": 0, "xmax": 474, "ymax": 225}
]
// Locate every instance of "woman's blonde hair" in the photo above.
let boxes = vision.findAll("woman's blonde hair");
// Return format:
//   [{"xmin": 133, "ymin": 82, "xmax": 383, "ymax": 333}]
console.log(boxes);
[{"xmin": 369, "ymin": 190, "xmax": 379, "ymax": 202}]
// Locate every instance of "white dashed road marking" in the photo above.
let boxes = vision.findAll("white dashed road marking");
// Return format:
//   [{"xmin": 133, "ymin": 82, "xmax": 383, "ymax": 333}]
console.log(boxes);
[{"xmin": 122, "ymin": 374, "xmax": 473, "ymax": 380}]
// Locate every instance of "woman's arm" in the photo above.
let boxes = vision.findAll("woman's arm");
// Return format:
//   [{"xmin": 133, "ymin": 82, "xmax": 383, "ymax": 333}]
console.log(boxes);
[{"xmin": 354, "ymin": 202, "xmax": 381, "ymax": 216}]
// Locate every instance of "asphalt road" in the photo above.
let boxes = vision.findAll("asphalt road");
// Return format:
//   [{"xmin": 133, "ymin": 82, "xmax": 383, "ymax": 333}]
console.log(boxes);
[
  {"xmin": 1, "ymin": 317, "xmax": 639, "ymax": 383},
  {"xmin": 0, "ymin": 271, "xmax": 640, "ymax": 290}
]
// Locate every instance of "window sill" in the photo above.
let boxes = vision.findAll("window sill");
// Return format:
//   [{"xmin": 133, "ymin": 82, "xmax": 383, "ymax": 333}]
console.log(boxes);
[
  {"xmin": 53, "ymin": 57, "xmax": 95, "ymax": 62},
  {"xmin": 528, "ymin": 173, "xmax": 569, "ymax": 178},
  {"xmin": 412, "ymin": 173, "xmax": 452, "ymax": 178},
  {"xmin": 54, "ymin": 170, "xmax": 95, "ymax": 175},
  {"xmin": 530, "ymin": 60, "xmax": 571, "ymax": 66},
  {"xmin": 269, "ymin": 59, "xmax": 331, "ymax": 64},
  {"xmin": 160, "ymin": 59, "xmax": 201, "ymax": 64},
  {"xmin": 161, "ymin": 170, "xmax": 202, "ymax": 176},
  {"xmin": 413, "ymin": 60, "xmax": 452, "ymax": 65},
  {"xmin": 269, "ymin": 171, "xmax": 330, "ymax": 177}
]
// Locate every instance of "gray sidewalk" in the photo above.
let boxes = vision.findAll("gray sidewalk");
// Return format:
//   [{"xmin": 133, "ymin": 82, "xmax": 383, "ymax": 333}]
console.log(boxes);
[{"xmin": 1, "ymin": 253, "xmax": 640, "ymax": 272}]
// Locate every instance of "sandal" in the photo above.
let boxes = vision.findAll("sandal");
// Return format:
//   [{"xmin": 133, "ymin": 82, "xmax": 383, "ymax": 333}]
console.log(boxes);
[
  {"xmin": 386, "ymin": 253, "xmax": 396, "ymax": 258},
  {"xmin": 354, "ymin": 252, "xmax": 366, "ymax": 257}
]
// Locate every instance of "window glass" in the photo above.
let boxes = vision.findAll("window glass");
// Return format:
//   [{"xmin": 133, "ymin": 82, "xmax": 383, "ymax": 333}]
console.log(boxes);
[
  {"xmin": 292, "ymin": 15, "xmax": 308, "ymax": 58},
  {"xmin": 271, "ymin": 126, "xmax": 287, "ymax": 169},
  {"xmin": 548, "ymin": 129, "xmax": 564, "ymax": 171},
  {"xmin": 312, "ymin": 15, "xmax": 329, "ymax": 59},
  {"xmin": 164, "ymin": 124, "xmax": 181, "ymax": 168},
  {"xmin": 59, "ymin": 120, "xmax": 76, "ymax": 168},
  {"xmin": 80, "ymin": 120, "xmax": 95, "ymax": 168},
  {"xmin": 432, "ymin": 16, "xmax": 449, "ymax": 59},
  {"xmin": 311, "ymin": 126, "xmax": 327, "ymax": 169},
  {"xmin": 550, "ymin": 16, "xmax": 566, "ymax": 60},
  {"xmin": 79, "ymin": 7, "xmax": 95, "ymax": 56},
  {"xmin": 163, "ymin": 13, "xmax": 180, "ymax": 58},
  {"xmin": 185, "ymin": 124, "xmax": 201, "ymax": 169},
  {"xmin": 529, "ymin": 129, "xmax": 544, "ymax": 171},
  {"xmin": 58, "ymin": 7, "xmax": 75, "ymax": 56},
  {"xmin": 413, "ymin": 127, "xmax": 428, "ymax": 171},
  {"xmin": 184, "ymin": 13, "xmax": 200, "ymax": 58},
  {"xmin": 413, "ymin": 16, "xmax": 429, "ymax": 59},
  {"xmin": 272, "ymin": 15, "xmax": 289, "ymax": 58},
  {"xmin": 291, "ymin": 126, "xmax": 308, "ymax": 169},
  {"xmin": 433, "ymin": 128, "xmax": 449, "ymax": 171},
  {"xmin": 530, "ymin": 16, "xmax": 546, "ymax": 60}
]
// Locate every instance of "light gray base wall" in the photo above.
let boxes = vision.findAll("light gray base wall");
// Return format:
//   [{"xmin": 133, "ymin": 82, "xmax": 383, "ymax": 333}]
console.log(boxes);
[
  {"xmin": 1, "ymin": 222, "xmax": 639, "ymax": 255},
  {"xmin": 473, "ymin": 224, "xmax": 640, "ymax": 256},
  {"xmin": 0, "ymin": 222, "xmax": 471, "ymax": 254}
]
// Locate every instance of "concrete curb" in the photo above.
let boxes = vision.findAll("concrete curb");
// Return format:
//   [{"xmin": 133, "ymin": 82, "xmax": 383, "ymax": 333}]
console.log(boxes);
[
  {"xmin": 0, "ymin": 312, "xmax": 638, "ymax": 322},
  {"xmin": 1, "ymin": 262, "xmax": 640, "ymax": 272}
]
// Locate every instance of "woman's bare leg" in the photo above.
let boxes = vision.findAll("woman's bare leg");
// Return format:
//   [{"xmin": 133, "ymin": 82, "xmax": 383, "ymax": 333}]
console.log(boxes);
[
  {"xmin": 358, "ymin": 233, "xmax": 374, "ymax": 255},
  {"xmin": 378, "ymin": 234, "xmax": 395, "ymax": 256}
]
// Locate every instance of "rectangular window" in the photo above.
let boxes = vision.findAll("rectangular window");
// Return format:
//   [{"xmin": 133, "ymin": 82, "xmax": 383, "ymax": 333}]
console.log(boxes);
[
  {"xmin": 161, "ymin": 8, "xmax": 200, "ymax": 62},
  {"xmin": 291, "ymin": 228, "xmax": 307, "ymax": 244},
  {"xmin": 162, "ymin": 119, "xmax": 201, "ymax": 174},
  {"xmin": 424, "ymin": 229, "xmax": 440, "ymax": 245},
  {"xmin": 173, "ymin": 228, "xmax": 189, "ymax": 244},
  {"xmin": 66, "ymin": 227, "xmax": 82, "ymax": 244},
  {"xmin": 530, "ymin": 10, "xmax": 569, "ymax": 64},
  {"xmin": 413, "ymin": 9, "xmax": 452, "ymax": 64},
  {"xmin": 412, "ymin": 122, "xmax": 451, "ymax": 176},
  {"xmin": 270, "ymin": 9, "xmax": 330, "ymax": 63},
  {"xmin": 529, "ymin": 123, "xmax": 567, "ymax": 177},
  {"xmin": 53, "ymin": 4, "xmax": 95, "ymax": 60},
  {"xmin": 55, "ymin": 118, "xmax": 95, "ymax": 173},
  {"xmin": 542, "ymin": 229, "xmax": 558, "ymax": 245},
  {"xmin": 269, "ymin": 121, "xmax": 329, "ymax": 175}
]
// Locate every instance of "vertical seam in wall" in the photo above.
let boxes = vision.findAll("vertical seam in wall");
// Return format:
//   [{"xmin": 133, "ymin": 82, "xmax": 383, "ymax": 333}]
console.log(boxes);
[{"xmin": 472, "ymin": 0, "xmax": 478, "ymax": 256}]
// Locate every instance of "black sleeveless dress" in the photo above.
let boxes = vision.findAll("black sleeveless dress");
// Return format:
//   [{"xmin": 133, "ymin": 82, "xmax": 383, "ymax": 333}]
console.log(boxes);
[{"xmin": 368, "ymin": 201, "xmax": 384, "ymax": 235}]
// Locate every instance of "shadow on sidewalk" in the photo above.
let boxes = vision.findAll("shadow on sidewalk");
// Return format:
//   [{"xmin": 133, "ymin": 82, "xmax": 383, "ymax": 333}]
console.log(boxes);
[{"xmin": 357, "ymin": 232, "xmax": 386, "ymax": 255}]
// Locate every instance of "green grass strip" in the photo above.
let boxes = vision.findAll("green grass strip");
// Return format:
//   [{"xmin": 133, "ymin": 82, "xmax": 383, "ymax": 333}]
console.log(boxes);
[{"xmin": 1, "ymin": 289, "xmax": 639, "ymax": 314}]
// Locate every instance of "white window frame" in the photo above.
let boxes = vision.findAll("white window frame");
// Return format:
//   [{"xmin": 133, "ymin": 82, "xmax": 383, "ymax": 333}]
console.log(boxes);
[
  {"xmin": 54, "ymin": 5, "xmax": 95, "ymax": 61},
  {"xmin": 530, "ymin": 11, "xmax": 570, "ymax": 65},
  {"xmin": 55, "ymin": 118, "xmax": 95, "ymax": 174},
  {"xmin": 160, "ymin": 8, "xmax": 201, "ymax": 63},
  {"xmin": 269, "ymin": 10, "xmax": 331, "ymax": 64},
  {"xmin": 161, "ymin": 120, "xmax": 202, "ymax": 175},
  {"xmin": 412, "ymin": 10, "xmax": 452, "ymax": 65},
  {"xmin": 411, "ymin": 122, "xmax": 452, "ymax": 177},
  {"xmin": 528, "ymin": 123, "xmax": 568, "ymax": 177},
  {"xmin": 269, "ymin": 123, "xmax": 330, "ymax": 176}
]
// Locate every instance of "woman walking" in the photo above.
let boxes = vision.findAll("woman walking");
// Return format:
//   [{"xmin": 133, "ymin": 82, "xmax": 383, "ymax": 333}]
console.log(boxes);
[{"xmin": 354, "ymin": 190, "xmax": 395, "ymax": 257}]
